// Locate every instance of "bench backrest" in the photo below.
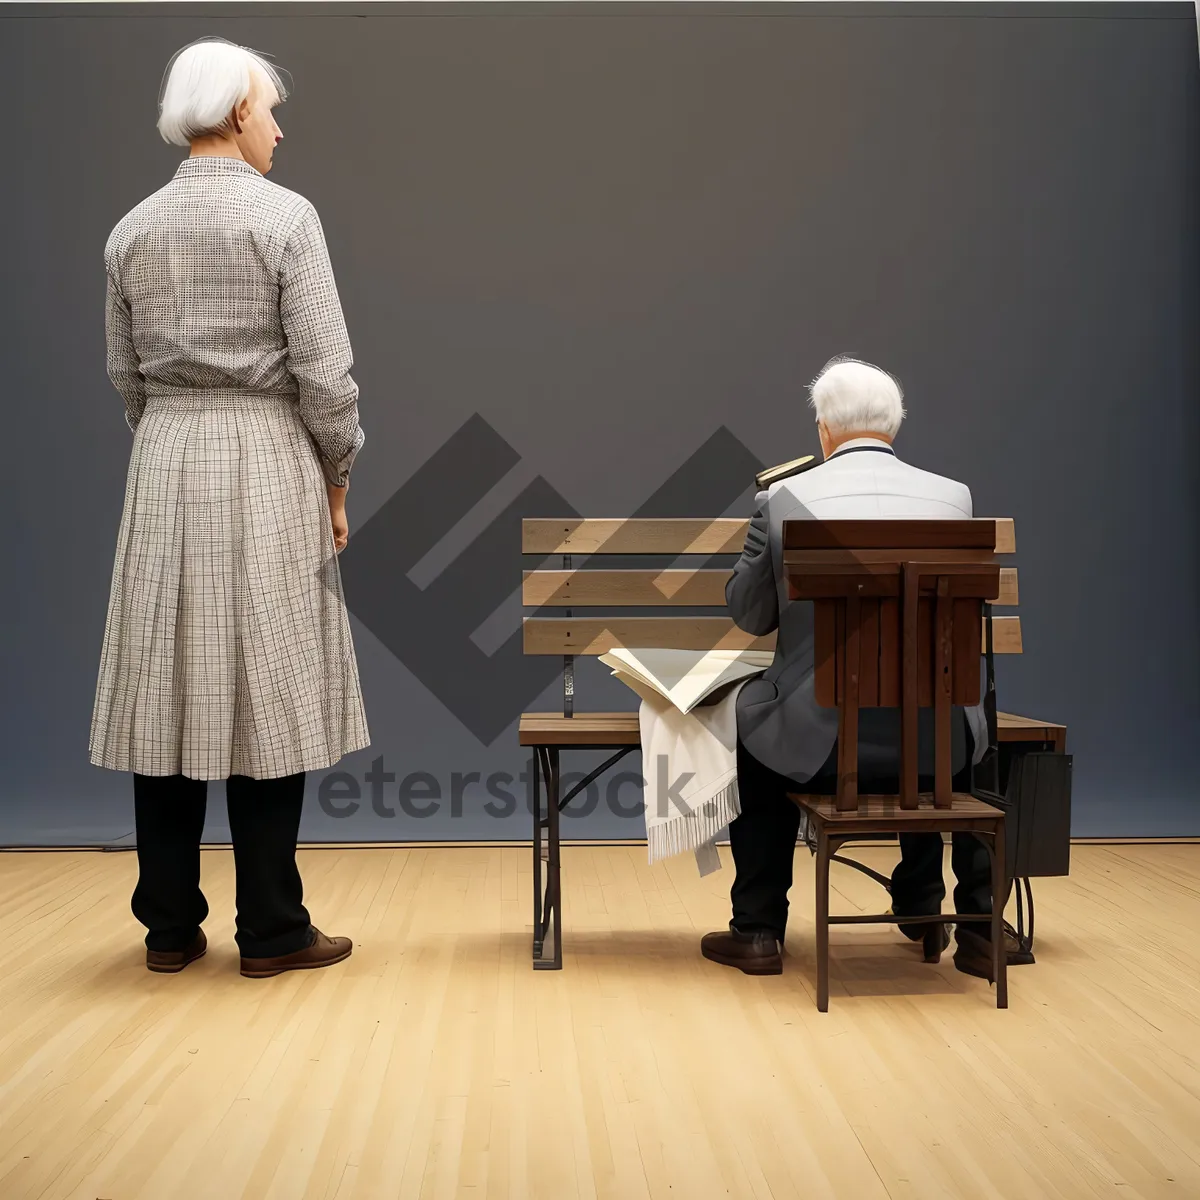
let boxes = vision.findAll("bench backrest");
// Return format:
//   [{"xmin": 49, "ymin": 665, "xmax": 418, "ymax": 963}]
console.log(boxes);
[{"xmin": 522, "ymin": 516, "xmax": 1020, "ymax": 714}]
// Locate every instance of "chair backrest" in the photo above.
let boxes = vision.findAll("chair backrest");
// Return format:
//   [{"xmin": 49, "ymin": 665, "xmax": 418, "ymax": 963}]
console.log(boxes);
[
  {"xmin": 782, "ymin": 518, "xmax": 1003, "ymax": 709},
  {"xmin": 521, "ymin": 516, "xmax": 1019, "ymax": 657},
  {"xmin": 781, "ymin": 518, "xmax": 1004, "ymax": 808}
]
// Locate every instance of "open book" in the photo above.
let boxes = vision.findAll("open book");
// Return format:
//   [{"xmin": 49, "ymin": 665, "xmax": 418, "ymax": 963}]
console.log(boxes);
[{"xmin": 599, "ymin": 647, "xmax": 775, "ymax": 715}]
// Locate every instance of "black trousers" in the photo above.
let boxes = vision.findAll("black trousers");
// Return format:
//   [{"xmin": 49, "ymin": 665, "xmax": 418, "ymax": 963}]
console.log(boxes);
[
  {"xmin": 728, "ymin": 737, "xmax": 992, "ymax": 942},
  {"xmin": 132, "ymin": 772, "xmax": 315, "ymax": 958}
]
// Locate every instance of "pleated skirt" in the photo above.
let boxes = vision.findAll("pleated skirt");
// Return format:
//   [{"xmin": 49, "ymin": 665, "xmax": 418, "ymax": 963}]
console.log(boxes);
[{"xmin": 89, "ymin": 391, "xmax": 370, "ymax": 781}]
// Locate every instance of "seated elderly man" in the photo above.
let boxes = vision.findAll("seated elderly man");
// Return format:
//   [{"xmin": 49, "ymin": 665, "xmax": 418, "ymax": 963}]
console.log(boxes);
[{"xmin": 702, "ymin": 356, "xmax": 1004, "ymax": 979}]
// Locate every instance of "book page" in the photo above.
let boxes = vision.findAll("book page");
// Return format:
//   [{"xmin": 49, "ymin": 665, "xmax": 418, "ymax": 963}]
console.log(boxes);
[
  {"xmin": 607, "ymin": 670, "xmax": 672, "ymax": 710},
  {"xmin": 600, "ymin": 647, "xmax": 774, "ymax": 713}
]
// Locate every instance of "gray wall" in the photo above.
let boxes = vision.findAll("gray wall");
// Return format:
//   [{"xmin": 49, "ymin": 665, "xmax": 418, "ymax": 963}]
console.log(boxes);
[{"xmin": 2, "ymin": 3, "xmax": 1198, "ymax": 844}]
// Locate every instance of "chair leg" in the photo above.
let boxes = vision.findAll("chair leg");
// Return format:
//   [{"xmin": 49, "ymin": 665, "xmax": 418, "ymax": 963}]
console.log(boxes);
[{"xmin": 816, "ymin": 831, "xmax": 831, "ymax": 1012}]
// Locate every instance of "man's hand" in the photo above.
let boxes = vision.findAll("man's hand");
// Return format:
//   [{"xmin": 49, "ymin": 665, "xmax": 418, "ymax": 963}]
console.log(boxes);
[{"xmin": 328, "ymin": 483, "xmax": 349, "ymax": 553}]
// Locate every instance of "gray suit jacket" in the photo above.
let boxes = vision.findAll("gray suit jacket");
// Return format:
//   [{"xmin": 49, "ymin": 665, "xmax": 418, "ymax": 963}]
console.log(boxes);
[{"xmin": 728, "ymin": 439, "xmax": 988, "ymax": 783}]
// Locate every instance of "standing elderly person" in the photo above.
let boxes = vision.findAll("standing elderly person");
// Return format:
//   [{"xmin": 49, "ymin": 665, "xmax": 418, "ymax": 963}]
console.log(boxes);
[
  {"xmin": 90, "ymin": 37, "xmax": 369, "ymax": 978},
  {"xmin": 701, "ymin": 357, "xmax": 1010, "ymax": 980}
]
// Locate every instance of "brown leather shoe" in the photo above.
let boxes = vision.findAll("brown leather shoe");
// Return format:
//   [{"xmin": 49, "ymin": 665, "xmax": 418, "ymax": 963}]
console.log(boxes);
[
  {"xmin": 953, "ymin": 926, "xmax": 1021, "ymax": 981},
  {"xmin": 700, "ymin": 927, "xmax": 783, "ymax": 976},
  {"xmin": 147, "ymin": 930, "xmax": 207, "ymax": 974},
  {"xmin": 240, "ymin": 928, "xmax": 352, "ymax": 979},
  {"xmin": 892, "ymin": 911, "xmax": 953, "ymax": 962}
]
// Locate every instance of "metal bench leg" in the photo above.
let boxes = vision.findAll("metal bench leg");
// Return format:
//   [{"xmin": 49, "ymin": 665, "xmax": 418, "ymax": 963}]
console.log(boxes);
[
  {"xmin": 535, "ymin": 747, "xmax": 563, "ymax": 971},
  {"xmin": 531, "ymin": 747, "xmax": 546, "ymax": 964},
  {"xmin": 1008, "ymin": 877, "xmax": 1036, "ymax": 964},
  {"xmin": 991, "ymin": 824, "xmax": 1008, "ymax": 1008},
  {"xmin": 816, "ymin": 831, "xmax": 832, "ymax": 1012}
]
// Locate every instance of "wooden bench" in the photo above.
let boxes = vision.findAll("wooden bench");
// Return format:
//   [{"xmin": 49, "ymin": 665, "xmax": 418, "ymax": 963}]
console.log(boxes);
[{"xmin": 520, "ymin": 516, "xmax": 1066, "ymax": 970}]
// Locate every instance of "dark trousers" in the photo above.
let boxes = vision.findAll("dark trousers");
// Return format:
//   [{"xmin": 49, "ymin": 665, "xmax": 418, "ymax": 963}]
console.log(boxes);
[
  {"xmin": 132, "ymin": 772, "xmax": 315, "ymax": 958},
  {"xmin": 890, "ymin": 829, "xmax": 992, "ymax": 937},
  {"xmin": 728, "ymin": 737, "xmax": 992, "ymax": 942}
]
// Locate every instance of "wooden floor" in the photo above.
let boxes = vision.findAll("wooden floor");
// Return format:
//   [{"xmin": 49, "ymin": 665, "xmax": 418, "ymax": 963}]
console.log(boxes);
[{"xmin": 1, "ymin": 843, "xmax": 1198, "ymax": 1200}]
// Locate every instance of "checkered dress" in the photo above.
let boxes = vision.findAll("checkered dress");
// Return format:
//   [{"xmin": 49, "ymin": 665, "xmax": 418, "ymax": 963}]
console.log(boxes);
[{"xmin": 90, "ymin": 156, "xmax": 370, "ymax": 781}]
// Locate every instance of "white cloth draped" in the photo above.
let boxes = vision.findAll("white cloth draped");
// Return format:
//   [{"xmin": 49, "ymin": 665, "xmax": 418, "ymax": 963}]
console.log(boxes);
[{"xmin": 639, "ymin": 682, "xmax": 748, "ymax": 876}]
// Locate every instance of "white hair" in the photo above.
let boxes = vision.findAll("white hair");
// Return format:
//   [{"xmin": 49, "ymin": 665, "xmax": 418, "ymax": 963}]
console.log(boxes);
[
  {"xmin": 157, "ymin": 37, "xmax": 288, "ymax": 147},
  {"xmin": 808, "ymin": 356, "xmax": 906, "ymax": 439}
]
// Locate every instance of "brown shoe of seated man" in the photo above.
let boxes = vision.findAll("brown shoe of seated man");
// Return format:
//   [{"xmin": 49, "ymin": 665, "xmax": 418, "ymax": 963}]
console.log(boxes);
[
  {"xmin": 953, "ymin": 926, "xmax": 1022, "ymax": 981},
  {"xmin": 898, "ymin": 917, "xmax": 1021, "ymax": 963},
  {"xmin": 700, "ymin": 926, "xmax": 783, "ymax": 975},
  {"xmin": 146, "ymin": 929, "xmax": 208, "ymax": 974},
  {"xmin": 897, "ymin": 920, "xmax": 1017, "ymax": 964},
  {"xmin": 240, "ymin": 927, "xmax": 352, "ymax": 979}
]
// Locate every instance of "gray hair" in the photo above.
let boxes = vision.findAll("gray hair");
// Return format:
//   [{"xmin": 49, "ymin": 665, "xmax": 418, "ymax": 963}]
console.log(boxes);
[
  {"xmin": 157, "ymin": 37, "xmax": 289, "ymax": 147},
  {"xmin": 808, "ymin": 355, "xmax": 906, "ymax": 439}
]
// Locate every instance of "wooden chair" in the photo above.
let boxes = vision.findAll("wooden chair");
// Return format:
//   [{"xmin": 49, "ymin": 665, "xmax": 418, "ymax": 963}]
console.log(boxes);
[
  {"xmin": 782, "ymin": 518, "xmax": 1008, "ymax": 1010},
  {"xmin": 520, "ymin": 515, "xmax": 1060, "ymax": 971}
]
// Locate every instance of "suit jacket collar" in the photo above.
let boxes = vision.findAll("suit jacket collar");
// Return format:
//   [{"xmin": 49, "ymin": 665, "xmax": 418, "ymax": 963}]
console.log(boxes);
[{"xmin": 829, "ymin": 437, "xmax": 896, "ymax": 459}]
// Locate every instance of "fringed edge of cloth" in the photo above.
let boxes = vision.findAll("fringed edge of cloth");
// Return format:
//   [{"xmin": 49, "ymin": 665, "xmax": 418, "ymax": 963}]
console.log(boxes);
[{"xmin": 646, "ymin": 775, "xmax": 740, "ymax": 871}]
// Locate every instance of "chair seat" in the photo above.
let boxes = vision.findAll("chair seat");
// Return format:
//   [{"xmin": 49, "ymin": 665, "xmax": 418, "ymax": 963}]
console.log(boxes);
[{"xmin": 793, "ymin": 792, "xmax": 1005, "ymax": 835}]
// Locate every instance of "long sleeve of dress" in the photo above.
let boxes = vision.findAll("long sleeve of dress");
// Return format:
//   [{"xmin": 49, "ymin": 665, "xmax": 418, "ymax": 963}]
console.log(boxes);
[
  {"xmin": 278, "ymin": 203, "xmax": 365, "ymax": 487},
  {"xmin": 105, "ymin": 270, "xmax": 147, "ymax": 432}
]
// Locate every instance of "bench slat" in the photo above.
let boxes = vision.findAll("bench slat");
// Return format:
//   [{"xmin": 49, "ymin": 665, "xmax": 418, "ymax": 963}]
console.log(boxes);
[
  {"xmin": 523, "ymin": 568, "xmax": 729, "ymax": 607},
  {"xmin": 998, "ymin": 711, "xmax": 1067, "ymax": 752},
  {"xmin": 523, "ymin": 519, "xmax": 748, "ymax": 555},
  {"xmin": 523, "ymin": 567, "xmax": 1018, "ymax": 608},
  {"xmin": 523, "ymin": 615, "xmax": 1022, "ymax": 655},
  {"xmin": 519, "ymin": 712, "xmax": 640, "ymax": 746},
  {"xmin": 523, "ymin": 617, "xmax": 774, "ymax": 654},
  {"xmin": 523, "ymin": 518, "xmax": 1016, "ymax": 556},
  {"xmin": 518, "ymin": 708, "xmax": 1059, "ymax": 747}
]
